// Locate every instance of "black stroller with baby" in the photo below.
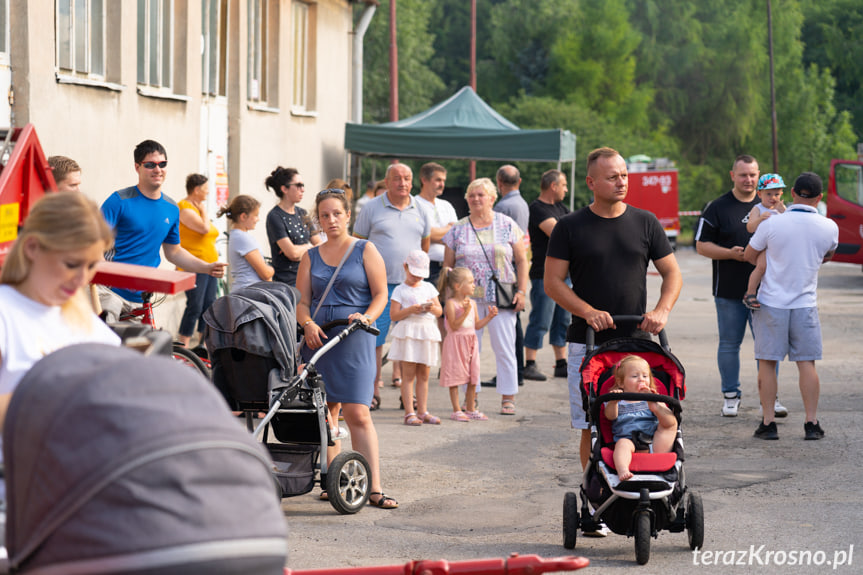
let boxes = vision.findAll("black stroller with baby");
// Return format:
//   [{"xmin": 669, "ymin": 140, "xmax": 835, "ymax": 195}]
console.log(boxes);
[
  {"xmin": 204, "ymin": 281, "xmax": 376, "ymax": 514},
  {"xmin": 562, "ymin": 316, "xmax": 704, "ymax": 565}
]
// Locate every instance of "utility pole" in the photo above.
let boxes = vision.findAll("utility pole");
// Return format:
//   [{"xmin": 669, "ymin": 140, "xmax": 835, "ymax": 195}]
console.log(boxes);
[
  {"xmin": 389, "ymin": 0, "xmax": 398, "ymax": 123},
  {"xmin": 469, "ymin": 0, "xmax": 477, "ymax": 181},
  {"xmin": 767, "ymin": 0, "xmax": 779, "ymax": 173}
]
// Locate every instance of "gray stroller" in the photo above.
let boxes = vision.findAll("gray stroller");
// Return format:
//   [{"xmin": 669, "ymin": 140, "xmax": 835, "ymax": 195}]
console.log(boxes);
[
  {"xmin": 204, "ymin": 281, "xmax": 376, "ymax": 514},
  {"xmin": 3, "ymin": 344, "xmax": 287, "ymax": 574}
]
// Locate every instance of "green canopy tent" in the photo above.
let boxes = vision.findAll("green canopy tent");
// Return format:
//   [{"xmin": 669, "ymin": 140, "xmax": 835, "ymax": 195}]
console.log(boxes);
[{"xmin": 344, "ymin": 86, "xmax": 577, "ymax": 207}]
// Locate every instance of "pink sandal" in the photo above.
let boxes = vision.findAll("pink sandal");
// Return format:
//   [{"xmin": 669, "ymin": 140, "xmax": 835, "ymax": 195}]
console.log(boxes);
[
  {"xmin": 420, "ymin": 412, "xmax": 441, "ymax": 425},
  {"xmin": 450, "ymin": 410, "xmax": 470, "ymax": 422},
  {"xmin": 466, "ymin": 410, "xmax": 488, "ymax": 421},
  {"xmin": 403, "ymin": 413, "xmax": 423, "ymax": 426}
]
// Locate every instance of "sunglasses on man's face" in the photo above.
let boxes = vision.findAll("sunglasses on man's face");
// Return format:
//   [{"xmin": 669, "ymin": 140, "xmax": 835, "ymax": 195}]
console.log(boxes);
[
  {"xmin": 141, "ymin": 161, "xmax": 168, "ymax": 169},
  {"xmin": 317, "ymin": 188, "xmax": 346, "ymax": 196}
]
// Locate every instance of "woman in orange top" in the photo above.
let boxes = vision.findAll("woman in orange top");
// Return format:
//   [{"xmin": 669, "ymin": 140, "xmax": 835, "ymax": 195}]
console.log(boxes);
[{"xmin": 177, "ymin": 173, "xmax": 220, "ymax": 348}]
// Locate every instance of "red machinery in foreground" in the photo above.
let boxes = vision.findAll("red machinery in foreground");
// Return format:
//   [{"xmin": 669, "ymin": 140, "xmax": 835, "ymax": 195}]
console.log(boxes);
[{"xmin": 284, "ymin": 554, "xmax": 589, "ymax": 575}]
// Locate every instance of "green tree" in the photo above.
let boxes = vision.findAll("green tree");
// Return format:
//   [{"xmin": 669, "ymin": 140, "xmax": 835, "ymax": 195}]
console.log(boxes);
[
  {"xmin": 361, "ymin": 0, "xmax": 445, "ymax": 124},
  {"xmin": 481, "ymin": 0, "xmax": 574, "ymax": 102},
  {"xmin": 547, "ymin": 0, "xmax": 653, "ymax": 131},
  {"xmin": 801, "ymin": 0, "xmax": 863, "ymax": 140}
]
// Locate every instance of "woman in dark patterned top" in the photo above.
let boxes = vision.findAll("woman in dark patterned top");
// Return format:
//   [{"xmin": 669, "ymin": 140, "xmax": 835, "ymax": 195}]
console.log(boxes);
[{"xmin": 265, "ymin": 166, "xmax": 321, "ymax": 286}]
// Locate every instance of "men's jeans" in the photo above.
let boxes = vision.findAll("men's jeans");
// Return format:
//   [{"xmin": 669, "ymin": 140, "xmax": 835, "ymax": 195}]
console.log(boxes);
[
  {"xmin": 178, "ymin": 273, "xmax": 218, "ymax": 337},
  {"xmin": 525, "ymin": 278, "xmax": 571, "ymax": 350},
  {"xmin": 714, "ymin": 296, "xmax": 753, "ymax": 397}
]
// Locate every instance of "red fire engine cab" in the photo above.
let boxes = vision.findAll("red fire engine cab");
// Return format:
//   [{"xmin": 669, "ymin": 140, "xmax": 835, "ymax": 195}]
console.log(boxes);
[{"xmin": 625, "ymin": 157, "xmax": 680, "ymax": 249}]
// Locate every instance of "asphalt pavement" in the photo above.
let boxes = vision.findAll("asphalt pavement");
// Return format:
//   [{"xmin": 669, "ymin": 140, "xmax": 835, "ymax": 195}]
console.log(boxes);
[{"xmin": 282, "ymin": 247, "xmax": 863, "ymax": 574}]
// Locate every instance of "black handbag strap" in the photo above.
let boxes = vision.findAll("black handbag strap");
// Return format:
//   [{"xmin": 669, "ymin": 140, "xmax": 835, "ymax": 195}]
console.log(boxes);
[
  {"xmin": 468, "ymin": 217, "xmax": 502, "ymax": 283},
  {"xmin": 311, "ymin": 240, "xmax": 357, "ymax": 321}
]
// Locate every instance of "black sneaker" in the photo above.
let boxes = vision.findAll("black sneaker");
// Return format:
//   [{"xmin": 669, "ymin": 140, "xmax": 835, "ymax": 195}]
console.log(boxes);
[
  {"xmin": 554, "ymin": 363, "xmax": 568, "ymax": 378},
  {"xmin": 804, "ymin": 421, "xmax": 825, "ymax": 440},
  {"xmin": 754, "ymin": 421, "xmax": 779, "ymax": 440},
  {"xmin": 522, "ymin": 363, "xmax": 547, "ymax": 381},
  {"xmin": 481, "ymin": 376, "xmax": 497, "ymax": 388}
]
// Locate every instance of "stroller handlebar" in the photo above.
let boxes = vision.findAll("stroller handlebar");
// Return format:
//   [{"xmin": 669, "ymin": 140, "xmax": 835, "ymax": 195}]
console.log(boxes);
[
  {"xmin": 585, "ymin": 315, "xmax": 669, "ymax": 350},
  {"xmin": 255, "ymin": 319, "xmax": 379, "ymax": 438},
  {"xmin": 319, "ymin": 318, "xmax": 381, "ymax": 337},
  {"xmin": 590, "ymin": 391, "xmax": 682, "ymax": 433},
  {"xmin": 593, "ymin": 391, "xmax": 682, "ymax": 413}
]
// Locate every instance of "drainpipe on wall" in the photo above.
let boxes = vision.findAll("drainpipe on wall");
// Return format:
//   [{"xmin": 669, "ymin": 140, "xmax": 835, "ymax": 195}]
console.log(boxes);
[
  {"xmin": 349, "ymin": 1, "xmax": 378, "ymax": 202},
  {"xmin": 353, "ymin": 1, "xmax": 378, "ymax": 124}
]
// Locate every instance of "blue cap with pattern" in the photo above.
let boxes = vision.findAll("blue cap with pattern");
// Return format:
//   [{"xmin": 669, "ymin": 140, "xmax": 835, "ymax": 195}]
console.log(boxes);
[{"xmin": 757, "ymin": 173, "xmax": 786, "ymax": 191}]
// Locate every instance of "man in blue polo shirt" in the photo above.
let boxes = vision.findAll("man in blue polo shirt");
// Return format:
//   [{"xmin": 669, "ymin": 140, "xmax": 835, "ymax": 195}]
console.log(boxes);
[
  {"xmin": 99, "ymin": 140, "xmax": 226, "ymax": 321},
  {"xmin": 354, "ymin": 163, "xmax": 431, "ymax": 390}
]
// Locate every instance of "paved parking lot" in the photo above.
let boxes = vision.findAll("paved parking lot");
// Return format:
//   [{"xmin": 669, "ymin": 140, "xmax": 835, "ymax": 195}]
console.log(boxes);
[{"xmin": 283, "ymin": 248, "xmax": 863, "ymax": 574}]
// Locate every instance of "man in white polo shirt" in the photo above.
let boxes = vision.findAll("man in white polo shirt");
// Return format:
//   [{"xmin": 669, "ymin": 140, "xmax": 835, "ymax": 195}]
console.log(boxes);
[
  {"xmin": 744, "ymin": 172, "xmax": 838, "ymax": 441},
  {"xmin": 354, "ymin": 163, "xmax": 431, "ymax": 392}
]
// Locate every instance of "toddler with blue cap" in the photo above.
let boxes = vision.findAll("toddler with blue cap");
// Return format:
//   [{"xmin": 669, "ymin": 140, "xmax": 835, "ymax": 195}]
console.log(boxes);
[{"xmin": 743, "ymin": 173, "xmax": 787, "ymax": 309}]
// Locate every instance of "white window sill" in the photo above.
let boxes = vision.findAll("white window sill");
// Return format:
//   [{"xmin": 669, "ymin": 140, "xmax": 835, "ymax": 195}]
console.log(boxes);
[
  {"xmin": 246, "ymin": 102, "xmax": 280, "ymax": 114},
  {"xmin": 56, "ymin": 73, "xmax": 124, "ymax": 92},
  {"xmin": 137, "ymin": 86, "xmax": 190, "ymax": 102},
  {"xmin": 290, "ymin": 107, "xmax": 318, "ymax": 118}
]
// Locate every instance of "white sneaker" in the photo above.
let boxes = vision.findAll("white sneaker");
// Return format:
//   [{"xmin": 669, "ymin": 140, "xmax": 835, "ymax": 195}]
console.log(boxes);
[
  {"xmin": 721, "ymin": 395, "xmax": 740, "ymax": 417},
  {"xmin": 582, "ymin": 522, "xmax": 610, "ymax": 538},
  {"xmin": 758, "ymin": 399, "xmax": 789, "ymax": 418}
]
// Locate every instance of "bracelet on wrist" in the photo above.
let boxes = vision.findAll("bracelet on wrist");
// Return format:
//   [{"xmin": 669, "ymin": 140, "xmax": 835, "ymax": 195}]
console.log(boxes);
[{"xmin": 302, "ymin": 319, "xmax": 315, "ymax": 328}]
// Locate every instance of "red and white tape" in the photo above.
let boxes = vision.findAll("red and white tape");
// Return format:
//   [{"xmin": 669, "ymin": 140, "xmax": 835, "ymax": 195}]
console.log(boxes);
[{"xmin": 678, "ymin": 211, "xmax": 702, "ymax": 216}]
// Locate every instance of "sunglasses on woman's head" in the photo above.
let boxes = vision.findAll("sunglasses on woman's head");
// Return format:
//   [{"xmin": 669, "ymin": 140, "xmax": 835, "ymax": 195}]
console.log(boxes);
[{"xmin": 317, "ymin": 188, "xmax": 346, "ymax": 196}]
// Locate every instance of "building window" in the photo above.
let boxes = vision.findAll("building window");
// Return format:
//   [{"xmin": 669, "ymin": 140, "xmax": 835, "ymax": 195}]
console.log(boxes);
[
  {"xmin": 137, "ymin": 0, "xmax": 172, "ymax": 89},
  {"xmin": 56, "ymin": 0, "xmax": 105, "ymax": 77},
  {"xmin": 202, "ymin": 0, "xmax": 227, "ymax": 97},
  {"xmin": 247, "ymin": 0, "xmax": 267, "ymax": 103},
  {"xmin": 0, "ymin": 0, "xmax": 8, "ymax": 64},
  {"xmin": 291, "ymin": 1, "xmax": 315, "ymax": 113}
]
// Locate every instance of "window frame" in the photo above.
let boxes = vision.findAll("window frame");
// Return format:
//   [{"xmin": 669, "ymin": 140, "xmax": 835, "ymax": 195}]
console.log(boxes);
[
  {"xmin": 202, "ymin": 0, "xmax": 228, "ymax": 98},
  {"xmin": 247, "ymin": 0, "xmax": 267, "ymax": 104},
  {"xmin": 55, "ymin": 0, "xmax": 106, "ymax": 79},
  {"xmin": 290, "ymin": 0, "xmax": 316, "ymax": 116},
  {"xmin": 137, "ymin": 0, "xmax": 174, "ymax": 92}
]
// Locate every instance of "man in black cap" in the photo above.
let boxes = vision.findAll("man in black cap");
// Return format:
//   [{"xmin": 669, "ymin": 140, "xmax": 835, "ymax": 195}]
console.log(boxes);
[{"xmin": 744, "ymin": 172, "xmax": 839, "ymax": 441}]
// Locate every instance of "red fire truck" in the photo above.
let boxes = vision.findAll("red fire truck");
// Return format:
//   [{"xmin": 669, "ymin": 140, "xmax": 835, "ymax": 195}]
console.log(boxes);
[
  {"xmin": 625, "ymin": 159, "xmax": 680, "ymax": 249},
  {"xmin": 826, "ymin": 158, "xmax": 863, "ymax": 268}
]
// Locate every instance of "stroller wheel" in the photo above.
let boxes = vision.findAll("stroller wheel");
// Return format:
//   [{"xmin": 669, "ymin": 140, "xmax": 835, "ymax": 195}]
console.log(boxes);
[
  {"xmin": 686, "ymin": 490, "xmax": 705, "ymax": 550},
  {"xmin": 562, "ymin": 492, "xmax": 578, "ymax": 549},
  {"xmin": 326, "ymin": 450, "xmax": 370, "ymax": 515},
  {"xmin": 634, "ymin": 511, "xmax": 651, "ymax": 565}
]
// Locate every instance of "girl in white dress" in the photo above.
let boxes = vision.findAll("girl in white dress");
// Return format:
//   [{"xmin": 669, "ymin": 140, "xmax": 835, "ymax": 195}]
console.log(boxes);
[{"xmin": 388, "ymin": 250, "xmax": 443, "ymax": 426}]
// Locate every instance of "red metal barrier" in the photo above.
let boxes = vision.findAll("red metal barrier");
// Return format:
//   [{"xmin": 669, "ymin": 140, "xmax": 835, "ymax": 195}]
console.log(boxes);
[{"xmin": 283, "ymin": 553, "xmax": 589, "ymax": 575}]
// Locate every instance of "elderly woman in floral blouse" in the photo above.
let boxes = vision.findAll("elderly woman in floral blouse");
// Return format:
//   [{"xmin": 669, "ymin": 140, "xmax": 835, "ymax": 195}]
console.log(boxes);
[{"xmin": 442, "ymin": 177, "xmax": 528, "ymax": 416}]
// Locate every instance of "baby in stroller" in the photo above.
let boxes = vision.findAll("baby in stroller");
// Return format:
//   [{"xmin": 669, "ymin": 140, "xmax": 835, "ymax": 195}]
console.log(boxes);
[
  {"xmin": 562, "ymin": 320, "xmax": 703, "ymax": 565},
  {"xmin": 604, "ymin": 355, "xmax": 678, "ymax": 480}
]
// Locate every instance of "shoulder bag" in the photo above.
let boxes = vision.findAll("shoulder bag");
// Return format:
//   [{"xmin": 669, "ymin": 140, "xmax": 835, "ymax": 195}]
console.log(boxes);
[{"xmin": 468, "ymin": 219, "xmax": 518, "ymax": 309}]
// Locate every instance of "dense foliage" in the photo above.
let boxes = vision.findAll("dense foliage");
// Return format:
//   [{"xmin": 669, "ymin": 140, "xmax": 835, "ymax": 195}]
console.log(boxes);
[{"xmin": 357, "ymin": 0, "xmax": 859, "ymax": 211}]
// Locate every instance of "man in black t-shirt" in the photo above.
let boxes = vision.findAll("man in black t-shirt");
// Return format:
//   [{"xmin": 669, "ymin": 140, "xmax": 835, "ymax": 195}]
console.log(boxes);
[
  {"xmin": 695, "ymin": 154, "xmax": 787, "ymax": 419},
  {"xmin": 546, "ymin": 148, "xmax": 682, "ymax": 480},
  {"xmin": 524, "ymin": 169, "xmax": 572, "ymax": 380}
]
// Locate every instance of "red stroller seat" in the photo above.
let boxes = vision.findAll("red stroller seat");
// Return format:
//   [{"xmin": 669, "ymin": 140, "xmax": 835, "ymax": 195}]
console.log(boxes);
[{"xmin": 588, "ymin": 350, "xmax": 682, "ymax": 476}]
